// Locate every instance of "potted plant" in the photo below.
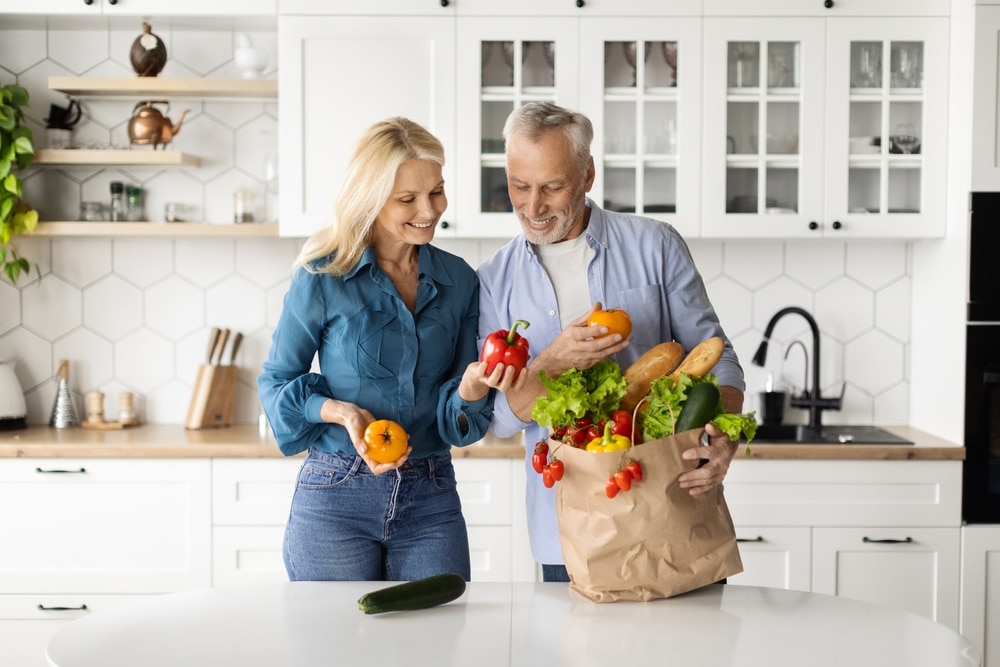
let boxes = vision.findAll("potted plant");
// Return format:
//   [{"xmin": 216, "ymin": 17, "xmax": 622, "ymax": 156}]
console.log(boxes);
[{"xmin": 0, "ymin": 81, "xmax": 39, "ymax": 284}]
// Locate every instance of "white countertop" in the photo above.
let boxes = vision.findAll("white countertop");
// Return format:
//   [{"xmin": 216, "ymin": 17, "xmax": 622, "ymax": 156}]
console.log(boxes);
[{"xmin": 45, "ymin": 582, "xmax": 981, "ymax": 667}]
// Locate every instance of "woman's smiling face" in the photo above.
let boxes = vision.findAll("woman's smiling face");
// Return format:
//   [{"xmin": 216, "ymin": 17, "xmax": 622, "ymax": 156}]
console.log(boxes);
[{"xmin": 373, "ymin": 158, "xmax": 447, "ymax": 248}]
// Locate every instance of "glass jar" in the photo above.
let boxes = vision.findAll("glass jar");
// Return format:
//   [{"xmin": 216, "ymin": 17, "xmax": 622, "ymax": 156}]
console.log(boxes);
[
  {"xmin": 234, "ymin": 186, "xmax": 257, "ymax": 223},
  {"xmin": 164, "ymin": 203, "xmax": 187, "ymax": 223},
  {"xmin": 80, "ymin": 201, "xmax": 106, "ymax": 221},
  {"xmin": 125, "ymin": 186, "xmax": 144, "ymax": 221}
]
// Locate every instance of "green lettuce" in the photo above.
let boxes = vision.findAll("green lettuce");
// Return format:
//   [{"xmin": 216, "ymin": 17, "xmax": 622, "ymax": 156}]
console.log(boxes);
[{"xmin": 531, "ymin": 359, "xmax": 627, "ymax": 430}]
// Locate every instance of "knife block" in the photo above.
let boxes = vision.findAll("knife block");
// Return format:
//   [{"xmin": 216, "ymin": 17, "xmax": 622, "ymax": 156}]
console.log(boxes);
[{"xmin": 185, "ymin": 364, "xmax": 237, "ymax": 430}]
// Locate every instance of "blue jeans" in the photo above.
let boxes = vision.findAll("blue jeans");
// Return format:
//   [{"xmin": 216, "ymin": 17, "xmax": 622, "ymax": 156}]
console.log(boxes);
[{"xmin": 283, "ymin": 449, "xmax": 471, "ymax": 581}]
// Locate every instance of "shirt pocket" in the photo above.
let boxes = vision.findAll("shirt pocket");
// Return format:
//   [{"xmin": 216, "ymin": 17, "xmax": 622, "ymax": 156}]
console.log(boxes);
[
  {"xmin": 353, "ymin": 309, "xmax": 397, "ymax": 381},
  {"xmin": 416, "ymin": 307, "xmax": 459, "ymax": 378},
  {"xmin": 615, "ymin": 284, "xmax": 665, "ymax": 348}
]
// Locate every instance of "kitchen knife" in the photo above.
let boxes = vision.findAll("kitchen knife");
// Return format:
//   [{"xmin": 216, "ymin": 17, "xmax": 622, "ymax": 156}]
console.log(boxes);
[
  {"xmin": 227, "ymin": 332, "xmax": 244, "ymax": 365},
  {"xmin": 204, "ymin": 327, "xmax": 221, "ymax": 365},
  {"xmin": 212, "ymin": 328, "xmax": 230, "ymax": 365}
]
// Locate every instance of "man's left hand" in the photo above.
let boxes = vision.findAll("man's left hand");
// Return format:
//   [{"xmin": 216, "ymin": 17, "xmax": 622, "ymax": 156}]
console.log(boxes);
[{"xmin": 677, "ymin": 422, "xmax": 737, "ymax": 495}]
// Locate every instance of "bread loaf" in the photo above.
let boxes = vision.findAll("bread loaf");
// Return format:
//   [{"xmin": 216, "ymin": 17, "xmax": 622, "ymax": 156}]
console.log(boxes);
[
  {"xmin": 620, "ymin": 341, "xmax": 685, "ymax": 413},
  {"xmin": 668, "ymin": 336, "xmax": 725, "ymax": 383}
]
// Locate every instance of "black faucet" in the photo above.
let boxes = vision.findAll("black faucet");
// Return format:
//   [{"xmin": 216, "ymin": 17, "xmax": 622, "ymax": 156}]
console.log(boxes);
[{"xmin": 751, "ymin": 306, "xmax": 842, "ymax": 429}]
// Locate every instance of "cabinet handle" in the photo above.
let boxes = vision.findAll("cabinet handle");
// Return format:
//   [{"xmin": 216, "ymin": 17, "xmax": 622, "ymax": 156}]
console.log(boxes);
[
  {"xmin": 35, "ymin": 467, "xmax": 87, "ymax": 474},
  {"xmin": 576, "ymin": 0, "xmax": 585, "ymax": 7},
  {"xmin": 862, "ymin": 536, "xmax": 913, "ymax": 544},
  {"xmin": 736, "ymin": 536, "xmax": 764, "ymax": 543},
  {"xmin": 38, "ymin": 604, "xmax": 88, "ymax": 612},
  {"xmin": 831, "ymin": 220, "xmax": 842, "ymax": 230},
  {"xmin": 84, "ymin": 0, "xmax": 93, "ymax": 4},
  {"xmin": 440, "ymin": 0, "xmax": 449, "ymax": 6},
  {"xmin": 808, "ymin": 221, "xmax": 819, "ymax": 230},
  {"xmin": 824, "ymin": 0, "xmax": 834, "ymax": 7},
  {"xmin": 108, "ymin": 0, "xmax": 118, "ymax": 4},
  {"xmin": 440, "ymin": 220, "xmax": 450, "ymax": 229}
]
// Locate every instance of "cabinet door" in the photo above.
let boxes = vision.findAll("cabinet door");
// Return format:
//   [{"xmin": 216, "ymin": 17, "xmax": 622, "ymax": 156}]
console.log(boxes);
[
  {"xmin": 812, "ymin": 526, "xmax": 960, "ymax": 630},
  {"xmin": 212, "ymin": 458, "xmax": 299, "ymax": 526},
  {"xmin": 0, "ymin": 459, "xmax": 211, "ymax": 594},
  {"xmin": 728, "ymin": 526, "xmax": 811, "ymax": 591},
  {"xmin": 280, "ymin": 0, "xmax": 450, "ymax": 15},
  {"xmin": 579, "ymin": 17, "xmax": 702, "ymax": 238},
  {"xmin": 824, "ymin": 17, "xmax": 948, "ymax": 237},
  {"xmin": 973, "ymin": 5, "xmax": 1000, "ymax": 192},
  {"xmin": 960, "ymin": 525, "xmax": 1000, "ymax": 667},
  {"xmin": 454, "ymin": 17, "xmax": 578, "ymax": 238},
  {"xmin": 278, "ymin": 15, "xmax": 455, "ymax": 237},
  {"xmin": 213, "ymin": 526, "xmax": 287, "ymax": 587},
  {"xmin": 702, "ymin": 18, "xmax": 827, "ymax": 238},
  {"xmin": 0, "ymin": 0, "xmax": 275, "ymax": 13}
]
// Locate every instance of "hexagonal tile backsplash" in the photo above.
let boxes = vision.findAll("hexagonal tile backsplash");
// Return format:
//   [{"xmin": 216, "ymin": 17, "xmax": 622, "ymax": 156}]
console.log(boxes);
[{"xmin": 0, "ymin": 19, "xmax": 912, "ymax": 428}]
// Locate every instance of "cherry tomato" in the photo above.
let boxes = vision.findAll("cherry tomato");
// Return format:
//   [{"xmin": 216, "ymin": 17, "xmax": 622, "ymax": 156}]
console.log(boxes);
[
  {"xmin": 587, "ymin": 307, "xmax": 633, "ymax": 339},
  {"xmin": 362, "ymin": 419, "xmax": 409, "ymax": 464},
  {"xmin": 542, "ymin": 467, "xmax": 555, "ymax": 488},
  {"xmin": 605, "ymin": 477, "xmax": 621, "ymax": 498},
  {"xmin": 549, "ymin": 458, "xmax": 565, "ymax": 482},
  {"xmin": 531, "ymin": 441, "xmax": 549, "ymax": 474},
  {"xmin": 625, "ymin": 460, "xmax": 643, "ymax": 483},
  {"xmin": 614, "ymin": 468, "xmax": 633, "ymax": 492}
]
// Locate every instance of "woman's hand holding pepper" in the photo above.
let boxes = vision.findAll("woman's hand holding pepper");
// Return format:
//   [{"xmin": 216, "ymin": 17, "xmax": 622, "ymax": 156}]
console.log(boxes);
[{"xmin": 458, "ymin": 360, "xmax": 528, "ymax": 402}]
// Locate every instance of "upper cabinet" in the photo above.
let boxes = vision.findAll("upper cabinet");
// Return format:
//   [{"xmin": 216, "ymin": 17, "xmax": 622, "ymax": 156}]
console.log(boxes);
[
  {"xmin": 0, "ymin": 0, "xmax": 275, "ymax": 14},
  {"xmin": 973, "ymin": 3, "xmax": 1000, "ymax": 191},
  {"xmin": 701, "ymin": 3, "xmax": 949, "ymax": 238},
  {"xmin": 277, "ymin": 11, "xmax": 455, "ymax": 238}
]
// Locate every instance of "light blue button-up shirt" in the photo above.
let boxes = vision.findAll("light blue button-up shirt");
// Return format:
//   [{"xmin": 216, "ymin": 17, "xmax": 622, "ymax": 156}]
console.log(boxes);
[
  {"xmin": 477, "ymin": 200, "xmax": 745, "ymax": 565},
  {"xmin": 259, "ymin": 244, "xmax": 493, "ymax": 459}
]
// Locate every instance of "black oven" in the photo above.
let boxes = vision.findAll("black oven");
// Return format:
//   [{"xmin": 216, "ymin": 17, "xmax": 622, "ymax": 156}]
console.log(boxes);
[{"xmin": 964, "ymin": 193, "xmax": 1000, "ymax": 523}]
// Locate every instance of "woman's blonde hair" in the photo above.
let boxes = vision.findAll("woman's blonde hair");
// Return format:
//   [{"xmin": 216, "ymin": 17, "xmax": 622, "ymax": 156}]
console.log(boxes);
[{"xmin": 295, "ymin": 117, "xmax": 445, "ymax": 275}]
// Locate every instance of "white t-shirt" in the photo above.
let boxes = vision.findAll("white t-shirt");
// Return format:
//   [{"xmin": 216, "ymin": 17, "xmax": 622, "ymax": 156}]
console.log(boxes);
[{"xmin": 533, "ymin": 233, "xmax": 593, "ymax": 329}]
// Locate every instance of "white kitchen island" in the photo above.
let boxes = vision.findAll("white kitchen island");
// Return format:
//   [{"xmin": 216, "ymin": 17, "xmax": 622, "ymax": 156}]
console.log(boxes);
[{"xmin": 45, "ymin": 581, "xmax": 980, "ymax": 667}]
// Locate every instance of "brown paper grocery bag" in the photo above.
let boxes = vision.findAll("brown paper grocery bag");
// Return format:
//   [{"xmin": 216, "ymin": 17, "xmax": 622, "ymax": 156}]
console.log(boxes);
[{"xmin": 553, "ymin": 429, "xmax": 743, "ymax": 602}]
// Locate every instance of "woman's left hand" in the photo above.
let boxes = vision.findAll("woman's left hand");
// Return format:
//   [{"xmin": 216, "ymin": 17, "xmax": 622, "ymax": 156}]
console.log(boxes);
[{"xmin": 458, "ymin": 360, "xmax": 528, "ymax": 401}]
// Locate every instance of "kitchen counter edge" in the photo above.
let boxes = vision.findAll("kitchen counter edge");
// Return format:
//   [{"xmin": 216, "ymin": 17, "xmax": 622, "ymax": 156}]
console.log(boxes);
[{"xmin": 0, "ymin": 424, "xmax": 964, "ymax": 460}]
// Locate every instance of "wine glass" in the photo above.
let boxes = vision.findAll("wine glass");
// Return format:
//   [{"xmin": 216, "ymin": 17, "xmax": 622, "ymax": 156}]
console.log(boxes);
[
  {"xmin": 662, "ymin": 41, "xmax": 678, "ymax": 86},
  {"xmin": 501, "ymin": 42, "xmax": 515, "ymax": 85},
  {"xmin": 891, "ymin": 123, "xmax": 920, "ymax": 154},
  {"xmin": 623, "ymin": 42, "xmax": 638, "ymax": 86}
]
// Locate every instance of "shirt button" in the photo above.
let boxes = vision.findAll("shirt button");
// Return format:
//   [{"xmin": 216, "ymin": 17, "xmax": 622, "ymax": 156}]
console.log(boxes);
[{"xmin": 549, "ymin": 310, "xmax": 556, "ymax": 316}]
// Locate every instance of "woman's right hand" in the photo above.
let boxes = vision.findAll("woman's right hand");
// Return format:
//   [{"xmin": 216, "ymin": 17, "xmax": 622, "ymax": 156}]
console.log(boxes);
[{"xmin": 321, "ymin": 399, "xmax": 410, "ymax": 475}]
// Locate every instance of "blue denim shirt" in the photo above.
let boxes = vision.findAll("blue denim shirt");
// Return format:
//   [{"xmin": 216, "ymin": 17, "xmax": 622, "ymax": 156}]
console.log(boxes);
[
  {"xmin": 259, "ymin": 244, "xmax": 493, "ymax": 459},
  {"xmin": 477, "ymin": 200, "xmax": 745, "ymax": 564}
]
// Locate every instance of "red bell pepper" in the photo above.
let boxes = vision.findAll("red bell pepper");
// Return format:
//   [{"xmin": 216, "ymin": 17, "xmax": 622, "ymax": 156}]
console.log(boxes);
[{"xmin": 481, "ymin": 320, "xmax": 531, "ymax": 375}]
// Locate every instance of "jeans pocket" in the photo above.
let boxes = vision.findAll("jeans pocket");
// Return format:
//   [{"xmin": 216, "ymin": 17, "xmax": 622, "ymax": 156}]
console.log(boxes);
[
  {"xmin": 429, "ymin": 458, "xmax": 458, "ymax": 492},
  {"xmin": 297, "ymin": 454, "xmax": 356, "ymax": 489}
]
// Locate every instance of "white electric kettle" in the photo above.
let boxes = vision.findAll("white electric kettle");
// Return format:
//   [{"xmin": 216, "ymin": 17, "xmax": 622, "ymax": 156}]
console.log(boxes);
[{"xmin": 0, "ymin": 359, "xmax": 28, "ymax": 430}]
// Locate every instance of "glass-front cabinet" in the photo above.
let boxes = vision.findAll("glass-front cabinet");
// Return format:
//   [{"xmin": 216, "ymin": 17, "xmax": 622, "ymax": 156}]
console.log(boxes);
[
  {"xmin": 579, "ymin": 18, "xmax": 702, "ymax": 238},
  {"xmin": 702, "ymin": 16, "xmax": 948, "ymax": 238},
  {"xmin": 455, "ymin": 19, "xmax": 579, "ymax": 239}
]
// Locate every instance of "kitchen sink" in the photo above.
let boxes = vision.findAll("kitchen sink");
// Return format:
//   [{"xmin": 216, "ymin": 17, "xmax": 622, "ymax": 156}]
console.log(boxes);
[{"xmin": 749, "ymin": 424, "xmax": 913, "ymax": 445}]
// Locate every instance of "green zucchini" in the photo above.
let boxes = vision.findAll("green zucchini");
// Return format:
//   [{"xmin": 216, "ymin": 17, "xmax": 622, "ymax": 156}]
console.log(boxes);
[
  {"xmin": 357, "ymin": 572, "xmax": 467, "ymax": 614},
  {"xmin": 674, "ymin": 382, "xmax": 721, "ymax": 433}
]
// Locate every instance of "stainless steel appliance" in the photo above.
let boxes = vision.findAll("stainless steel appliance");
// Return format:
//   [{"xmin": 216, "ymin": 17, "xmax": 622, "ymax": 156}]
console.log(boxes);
[{"xmin": 964, "ymin": 192, "xmax": 1000, "ymax": 523}]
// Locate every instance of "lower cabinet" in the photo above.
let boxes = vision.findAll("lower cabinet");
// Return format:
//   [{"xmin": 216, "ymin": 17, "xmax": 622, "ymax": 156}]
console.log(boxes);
[
  {"xmin": 725, "ymin": 459, "xmax": 963, "ymax": 630},
  {"xmin": 0, "ymin": 459, "xmax": 212, "ymax": 667},
  {"xmin": 961, "ymin": 524, "xmax": 1000, "ymax": 667}
]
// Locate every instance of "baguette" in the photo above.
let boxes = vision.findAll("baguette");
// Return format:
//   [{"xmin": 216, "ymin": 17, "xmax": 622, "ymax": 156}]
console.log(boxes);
[
  {"xmin": 667, "ymin": 336, "xmax": 725, "ymax": 383},
  {"xmin": 620, "ymin": 341, "xmax": 685, "ymax": 413}
]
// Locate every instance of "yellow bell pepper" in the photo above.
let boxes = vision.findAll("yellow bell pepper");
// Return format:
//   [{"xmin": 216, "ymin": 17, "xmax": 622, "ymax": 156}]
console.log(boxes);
[{"xmin": 585, "ymin": 422, "xmax": 631, "ymax": 453}]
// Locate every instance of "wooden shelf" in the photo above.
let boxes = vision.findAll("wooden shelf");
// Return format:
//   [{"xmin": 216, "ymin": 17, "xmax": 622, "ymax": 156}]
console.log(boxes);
[
  {"xmin": 48, "ymin": 76, "xmax": 277, "ymax": 99},
  {"xmin": 34, "ymin": 149, "xmax": 201, "ymax": 166},
  {"xmin": 31, "ymin": 223, "xmax": 280, "ymax": 238}
]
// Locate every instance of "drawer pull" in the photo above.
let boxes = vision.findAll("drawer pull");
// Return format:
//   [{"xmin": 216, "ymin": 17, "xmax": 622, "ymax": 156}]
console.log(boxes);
[
  {"xmin": 862, "ymin": 536, "xmax": 913, "ymax": 544},
  {"xmin": 35, "ymin": 467, "xmax": 87, "ymax": 474},
  {"xmin": 38, "ymin": 604, "xmax": 88, "ymax": 612},
  {"xmin": 736, "ymin": 536, "xmax": 764, "ymax": 543}
]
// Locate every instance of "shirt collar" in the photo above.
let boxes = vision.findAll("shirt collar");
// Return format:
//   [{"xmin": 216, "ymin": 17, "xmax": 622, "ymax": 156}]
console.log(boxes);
[{"xmin": 343, "ymin": 244, "xmax": 456, "ymax": 287}]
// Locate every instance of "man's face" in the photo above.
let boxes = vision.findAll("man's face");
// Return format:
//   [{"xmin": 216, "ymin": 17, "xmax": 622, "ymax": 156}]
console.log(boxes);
[{"xmin": 505, "ymin": 130, "xmax": 595, "ymax": 245}]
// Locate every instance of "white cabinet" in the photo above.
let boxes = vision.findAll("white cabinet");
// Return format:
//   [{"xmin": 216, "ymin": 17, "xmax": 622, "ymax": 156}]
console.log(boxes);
[
  {"xmin": 277, "ymin": 13, "xmax": 456, "ymax": 238},
  {"xmin": 211, "ymin": 458, "xmax": 300, "ymax": 586},
  {"xmin": 0, "ymin": 459, "xmax": 211, "ymax": 667},
  {"xmin": 701, "ymin": 8, "xmax": 949, "ymax": 238},
  {"xmin": 725, "ymin": 459, "xmax": 962, "ymax": 629},
  {"xmin": 0, "ymin": 0, "xmax": 275, "ymax": 14},
  {"xmin": 961, "ymin": 525, "xmax": 1000, "ymax": 667},
  {"xmin": 453, "ymin": 457, "xmax": 536, "ymax": 582},
  {"xmin": 973, "ymin": 4, "xmax": 1000, "ymax": 191}
]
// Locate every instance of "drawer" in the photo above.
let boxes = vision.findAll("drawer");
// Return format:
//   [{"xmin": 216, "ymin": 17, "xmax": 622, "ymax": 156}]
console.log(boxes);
[
  {"xmin": 211, "ymin": 459, "xmax": 300, "ymax": 526},
  {"xmin": 453, "ymin": 459, "xmax": 513, "ymax": 526},
  {"xmin": 212, "ymin": 526, "xmax": 287, "ymax": 587}
]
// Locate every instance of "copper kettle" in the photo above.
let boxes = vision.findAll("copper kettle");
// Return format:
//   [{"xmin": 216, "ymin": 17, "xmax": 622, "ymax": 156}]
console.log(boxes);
[{"xmin": 128, "ymin": 100, "xmax": 190, "ymax": 149}]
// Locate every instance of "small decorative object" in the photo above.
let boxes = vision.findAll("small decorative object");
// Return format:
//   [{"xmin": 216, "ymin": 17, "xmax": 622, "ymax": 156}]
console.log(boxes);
[
  {"xmin": 49, "ymin": 360, "xmax": 79, "ymax": 429},
  {"xmin": 125, "ymin": 185, "xmax": 144, "ymax": 221},
  {"xmin": 164, "ymin": 202, "xmax": 188, "ymax": 222},
  {"xmin": 127, "ymin": 101, "xmax": 189, "ymax": 149},
  {"xmin": 234, "ymin": 33, "xmax": 268, "ymax": 79},
  {"xmin": 233, "ymin": 186, "xmax": 258, "ymax": 223},
  {"xmin": 81, "ymin": 389, "xmax": 143, "ymax": 430},
  {"xmin": 130, "ymin": 22, "xmax": 168, "ymax": 77},
  {"xmin": 80, "ymin": 201, "xmax": 105, "ymax": 221},
  {"xmin": 110, "ymin": 181, "xmax": 124, "ymax": 222}
]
